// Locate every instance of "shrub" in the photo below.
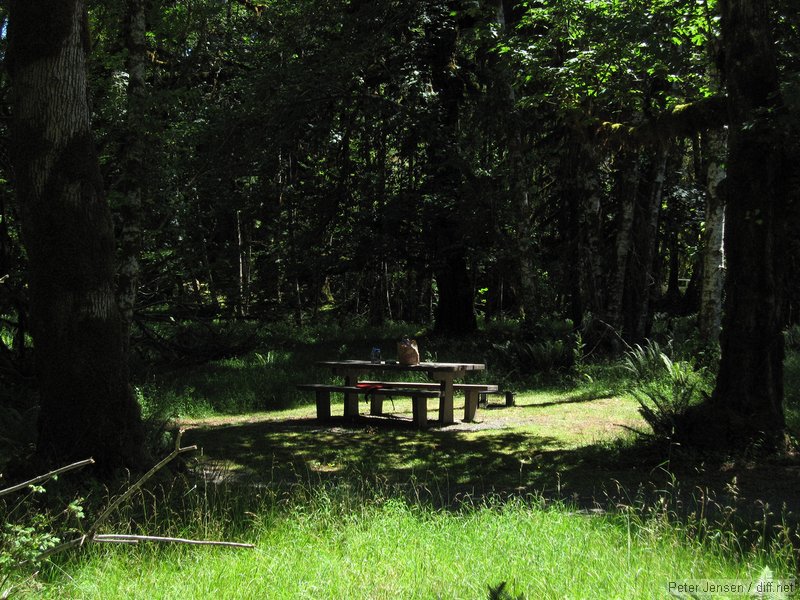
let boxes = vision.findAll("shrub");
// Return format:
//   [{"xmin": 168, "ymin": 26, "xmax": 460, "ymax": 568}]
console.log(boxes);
[
  {"xmin": 785, "ymin": 324, "xmax": 800, "ymax": 351},
  {"xmin": 489, "ymin": 318, "xmax": 582, "ymax": 378},
  {"xmin": 1, "ymin": 482, "xmax": 86, "ymax": 598},
  {"xmin": 649, "ymin": 313, "xmax": 721, "ymax": 370},
  {"xmin": 625, "ymin": 344, "xmax": 710, "ymax": 442}
]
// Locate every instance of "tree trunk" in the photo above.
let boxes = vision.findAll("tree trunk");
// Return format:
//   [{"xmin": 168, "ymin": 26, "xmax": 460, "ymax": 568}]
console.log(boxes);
[
  {"xmin": 558, "ymin": 136, "xmax": 603, "ymax": 329},
  {"xmin": 426, "ymin": 5, "xmax": 477, "ymax": 335},
  {"xmin": 434, "ymin": 245, "xmax": 477, "ymax": 334},
  {"xmin": 236, "ymin": 209, "xmax": 251, "ymax": 318},
  {"xmin": 8, "ymin": 0, "xmax": 145, "ymax": 473},
  {"xmin": 116, "ymin": 0, "xmax": 148, "ymax": 357},
  {"xmin": 497, "ymin": 0, "xmax": 536, "ymax": 323},
  {"xmin": 605, "ymin": 152, "xmax": 639, "ymax": 347},
  {"xmin": 624, "ymin": 145, "xmax": 668, "ymax": 342},
  {"xmin": 698, "ymin": 129, "xmax": 726, "ymax": 344},
  {"xmin": 578, "ymin": 157, "xmax": 604, "ymax": 324},
  {"xmin": 689, "ymin": 0, "xmax": 787, "ymax": 449}
]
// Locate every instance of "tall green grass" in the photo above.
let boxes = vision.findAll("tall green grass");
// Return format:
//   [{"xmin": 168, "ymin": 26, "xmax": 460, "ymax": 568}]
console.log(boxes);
[
  {"xmin": 29, "ymin": 480, "xmax": 797, "ymax": 600},
  {"xmin": 5, "ymin": 322, "xmax": 799, "ymax": 598}
]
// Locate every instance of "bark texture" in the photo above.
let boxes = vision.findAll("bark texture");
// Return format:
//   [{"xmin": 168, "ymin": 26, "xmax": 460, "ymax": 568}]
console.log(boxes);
[
  {"xmin": 9, "ymin": 0, "xmax": 145, "ymax": 473},
  {"xmin": 698, "ymin": 130, "xmax": 726, "ymax": 344},
  {"xmin": 623, "ymin": 145, "xmax": 668, "ymax": 342},
  {"xmin": 605, "ymin": 151, "xmax": 639, "ymax": 347}
]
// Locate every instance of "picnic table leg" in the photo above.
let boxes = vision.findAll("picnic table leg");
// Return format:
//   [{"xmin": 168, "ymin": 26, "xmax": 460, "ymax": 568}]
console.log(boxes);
[
  {"xmin": 432, "ymin": 373, "xmax": 456, "ymax": 425},
  {"xmin": 369, "ymin": 394, "xmax": 383, "ymax": 416},
  {"xmin": 411, "ymin": 395, "xmax": 428, "ymax": 428},
  {"xmin": 464, "ymin": 389, "xmax": 479, "ymax": 422},
  {"xmin": 315, "ymin": 390, "xmax": 332, "ymax": 421},
  {"xmin": 343, "ymin": 371, "xmax": 360, "ymax": 419}
]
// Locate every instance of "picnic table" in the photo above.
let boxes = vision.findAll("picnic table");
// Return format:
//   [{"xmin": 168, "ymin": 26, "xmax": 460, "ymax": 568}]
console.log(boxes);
[{"xmin": 313, "ymin": 360, "xmax": 488, "ymax": 425}]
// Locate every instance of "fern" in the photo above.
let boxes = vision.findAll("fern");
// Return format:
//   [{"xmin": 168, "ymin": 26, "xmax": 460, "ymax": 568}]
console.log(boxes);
[
  {"xmin": 623, "ymin": 339, "xmax": 667, "ymax": 382},
  {"xmin": 626, "ymin": 345, "xmax": 707, "ymax": 442},
  {"xmin": 488, "ymin": 581, "xmax": 525, "ymax": 600}
]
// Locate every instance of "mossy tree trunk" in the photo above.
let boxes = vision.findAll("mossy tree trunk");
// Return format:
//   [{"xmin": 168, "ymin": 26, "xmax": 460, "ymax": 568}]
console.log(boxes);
[{"xmin": 8, "ymin": 0, "xmax": 145, "ymax": 473}]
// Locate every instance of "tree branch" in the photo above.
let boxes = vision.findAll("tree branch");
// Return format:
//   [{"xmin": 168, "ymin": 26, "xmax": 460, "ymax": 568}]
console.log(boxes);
[
  {"xmin": 29, "ymin": 431, "xmax": 206, "ymax": 564},
  {"xmin": 0, "ymin": 459, "xmax": 95, "ymax": 498},
  {"xmin": 9, "ymin": 432, "xmax": 255, "ymax": 575},
  {"xmin": 593, "ymin": 96, "xmax": 728, "ymax": 146},
  {"xmin": 93, "ymin": 534, "xmax": 254, "ymax": 549},
  {"xmin": 83, "ymin": 430, "xmax": 197, "ymax": 539}
]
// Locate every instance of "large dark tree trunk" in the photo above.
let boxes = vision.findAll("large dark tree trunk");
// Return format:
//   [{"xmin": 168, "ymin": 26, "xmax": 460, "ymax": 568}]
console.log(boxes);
[
  {"xmin": 685, "ymin": 0, "xmax": 787, "ymax": 449},
  {"xmin": 8, "ymin": 0, "xmax": 146, "ymax": 473},
  {"xmin": 426, "ymin": 4, "xmax": 477, "ymax": 335}
]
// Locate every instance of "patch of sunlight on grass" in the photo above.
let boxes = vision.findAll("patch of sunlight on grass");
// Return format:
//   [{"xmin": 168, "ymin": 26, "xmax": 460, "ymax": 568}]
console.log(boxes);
[{"xmin": 38, "ymin": 495, "xmax": 797, "ymax": 600}]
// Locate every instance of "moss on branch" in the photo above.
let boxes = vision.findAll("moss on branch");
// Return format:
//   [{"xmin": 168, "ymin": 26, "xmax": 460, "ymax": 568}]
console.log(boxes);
[{"xmin": 595, "ymin": 96, "xmax": 728, "ymax": 146}]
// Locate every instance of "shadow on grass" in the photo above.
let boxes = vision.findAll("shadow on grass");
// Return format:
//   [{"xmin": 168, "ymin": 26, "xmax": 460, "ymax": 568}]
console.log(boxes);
[
  {"xmin": 523, "ymin": 389, "xmax": 618, "ymax": 409},
  {"xmin": 183, "ymin": 413, "xmax": 659, "ymax": 507},
  {"xmin": 183, "ymin": 411, "xmax": 800, "ymax": 530}
]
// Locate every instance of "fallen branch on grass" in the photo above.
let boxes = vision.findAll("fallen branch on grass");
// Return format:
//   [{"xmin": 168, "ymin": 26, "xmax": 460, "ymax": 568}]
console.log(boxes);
[
  {"xmin": 83, "ymin": 429, "xmax": 198, "ymax": 540},
  {"xmin": 94, "ymin": 534, "xmax": 254, "ymax": 548},
  {"xmin": 0, "ymin": 458, "xmax": 96, "ymax": 498},
  {"xmin": 9, "ymin": 430, "xmax": 253, "ymax": 572}
]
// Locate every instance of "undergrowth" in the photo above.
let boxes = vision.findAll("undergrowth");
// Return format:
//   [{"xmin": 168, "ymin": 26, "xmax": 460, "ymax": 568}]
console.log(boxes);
[{"xmin": 622, "ymin": 340, "xmax": 712, "ymax": 443}]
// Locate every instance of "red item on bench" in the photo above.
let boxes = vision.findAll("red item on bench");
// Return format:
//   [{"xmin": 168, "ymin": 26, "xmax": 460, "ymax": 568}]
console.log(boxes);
[{"xmin": 356, "ymin": 383, "xmax": 383, "ymax": 390}]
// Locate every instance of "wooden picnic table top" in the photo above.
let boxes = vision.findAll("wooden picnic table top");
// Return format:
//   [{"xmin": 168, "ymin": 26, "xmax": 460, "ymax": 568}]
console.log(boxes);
[{"xmin": 316, "ymin": 360, "xmax": 485, "ymax": 373}]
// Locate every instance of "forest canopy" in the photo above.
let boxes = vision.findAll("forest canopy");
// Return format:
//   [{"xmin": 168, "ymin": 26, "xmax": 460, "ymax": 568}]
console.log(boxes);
[{"xmin": 0, "ymin": 0, "xmax": 798, "ymax": 468}]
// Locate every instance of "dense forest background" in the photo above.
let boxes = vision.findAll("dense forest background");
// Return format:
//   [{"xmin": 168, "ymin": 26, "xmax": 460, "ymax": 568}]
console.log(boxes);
[{"xmin": 0, "ymin": 0, "xmax": 798, "ymax": 470}]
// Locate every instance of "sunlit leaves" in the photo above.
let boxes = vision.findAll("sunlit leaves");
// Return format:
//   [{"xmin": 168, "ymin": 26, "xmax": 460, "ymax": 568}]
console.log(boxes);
[{"xmin": 503, "ymin": 0, "xmax": 720, "ymax": 116}]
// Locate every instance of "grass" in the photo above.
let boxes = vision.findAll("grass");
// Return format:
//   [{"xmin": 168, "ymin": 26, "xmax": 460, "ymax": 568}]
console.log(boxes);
[
  {"xmin": 11, "ymin": 374, "xmax": 798, "ymax": 599},
  {"xmin": 31, "ymin": 484, "xmax": 798, "ymax": 599},
  {"xmin": 175, "ymin": 386, "xmax": 645, "ymax": 500},
  {"xmin": 5, "ymin": 322, "xmax": 800, "ymax": 598},
  {"xmin": 131, "ymin": 319, "xmax": 548, "ymax": 419}
]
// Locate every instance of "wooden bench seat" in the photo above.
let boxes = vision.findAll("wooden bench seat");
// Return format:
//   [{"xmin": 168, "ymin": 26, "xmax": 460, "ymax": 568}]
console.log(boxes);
[
  {"xmin": 358, "ymin": 381, "xmax": 499, "ymax": 421},
  {"xmin": 296, "ymin": 384, "xmax": 440, "ymax": 427}
]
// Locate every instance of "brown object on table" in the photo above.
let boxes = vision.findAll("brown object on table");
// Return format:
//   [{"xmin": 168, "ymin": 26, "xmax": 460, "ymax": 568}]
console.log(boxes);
[{"xmin": 397, "ymin": 339, "xmax": 420, "ymax": 365}]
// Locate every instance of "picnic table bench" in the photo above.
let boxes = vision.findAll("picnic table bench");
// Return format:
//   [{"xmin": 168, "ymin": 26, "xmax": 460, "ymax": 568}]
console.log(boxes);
[
  {"xmin": 296, "ymin": 384, "xmax": 440, "ymax": 427},
  {"xmin": 357, "ymin": 381, "xmax": 499, "ymax": 421},
  {"xmin": 297, "ymin": 360, "xmax": 494, "ymax": 426}
]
